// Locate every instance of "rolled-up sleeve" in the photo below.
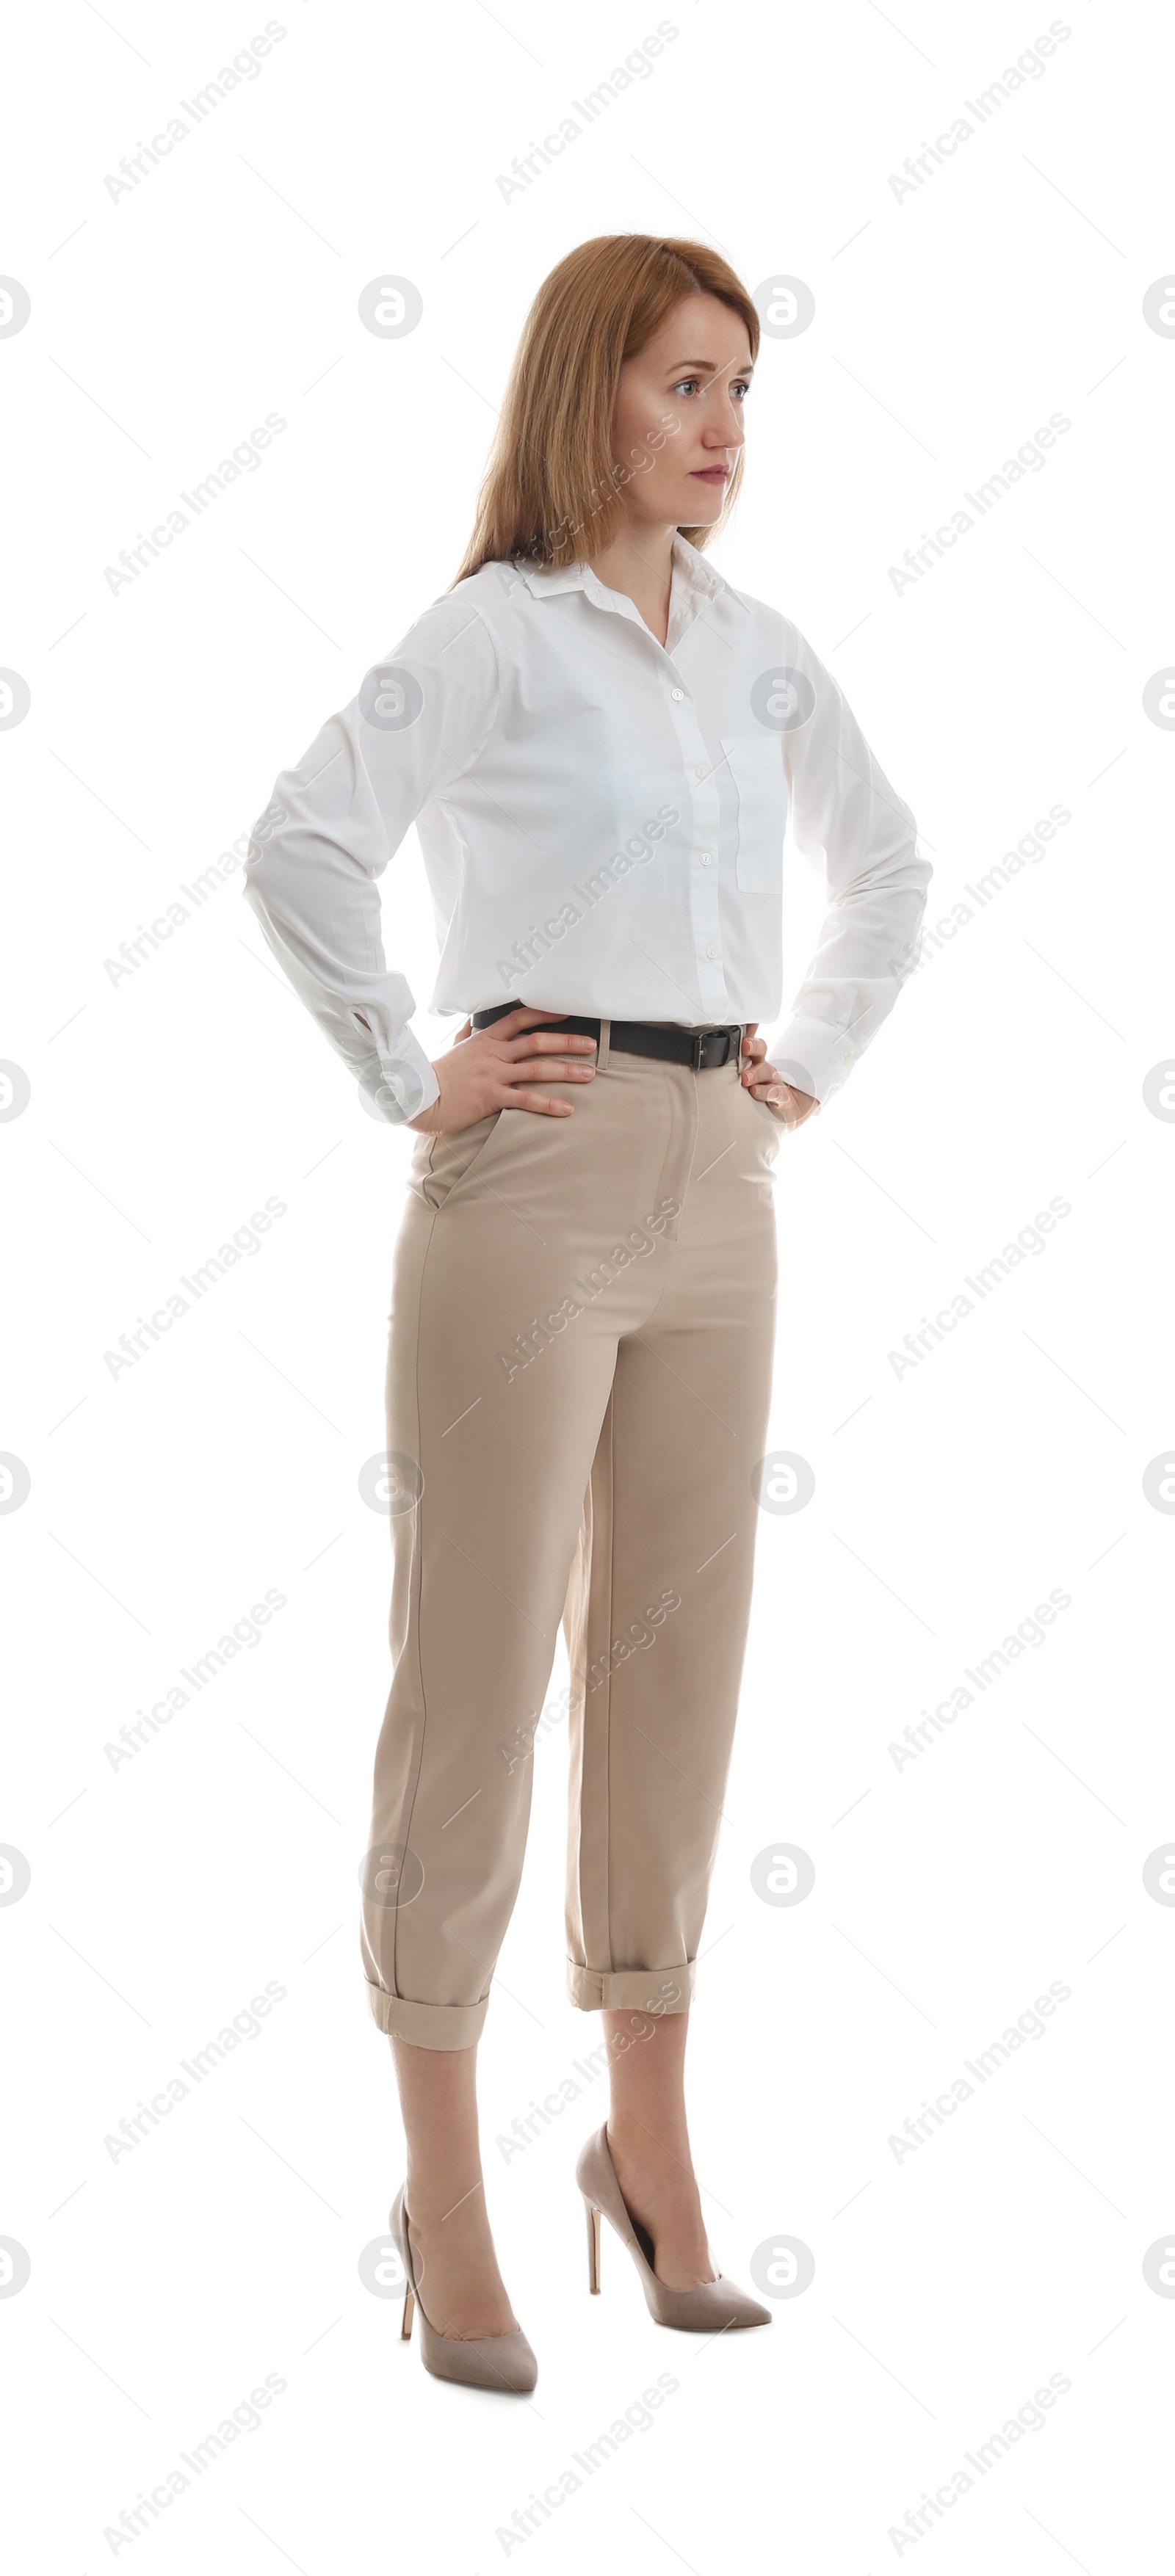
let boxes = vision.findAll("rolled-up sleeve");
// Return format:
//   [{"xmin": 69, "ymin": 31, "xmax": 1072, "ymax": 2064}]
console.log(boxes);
[
  {"xmin": 243, "ymin": 596, "xmax": 499, "ymax": 1125},
  {"xmin": 770, "ymin": 625, "xmax": 931, "ymax": 1104}
]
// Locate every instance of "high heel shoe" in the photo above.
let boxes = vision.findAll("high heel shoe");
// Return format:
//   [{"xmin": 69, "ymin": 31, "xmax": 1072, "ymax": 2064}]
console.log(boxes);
[
  {"xmin": 388, "ymin": 2187, "xmax": 538, "ymax": 2393},
  {"xmin": 575, "ymin": 2125, "xmax": 771, "ymax": 2332}
]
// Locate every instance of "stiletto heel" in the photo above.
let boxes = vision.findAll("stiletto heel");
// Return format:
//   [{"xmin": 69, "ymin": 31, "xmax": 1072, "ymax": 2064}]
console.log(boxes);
[
  {"xmin": 574, "ymin": 2125, "xmax": 771, "ymax": 2333},
  {"xmin": 388, "ymin": 2185, "xmax": 538, "ymax": 2393},
  {"xmin": 586, "ymin": 2201, "xmax": 601, "ymax": 2293}
]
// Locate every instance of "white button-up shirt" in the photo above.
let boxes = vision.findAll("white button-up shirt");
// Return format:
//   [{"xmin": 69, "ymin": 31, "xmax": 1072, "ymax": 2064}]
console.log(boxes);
[{"xmin": 243, "ymin": 534, "xmax": 930, "ymax": 1122}]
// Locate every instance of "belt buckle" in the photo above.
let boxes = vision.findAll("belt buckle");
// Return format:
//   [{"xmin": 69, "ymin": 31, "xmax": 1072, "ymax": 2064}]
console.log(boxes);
[{"xmin": 690, "ymin": 1032, "xmax": 706, "ymax": 1070}]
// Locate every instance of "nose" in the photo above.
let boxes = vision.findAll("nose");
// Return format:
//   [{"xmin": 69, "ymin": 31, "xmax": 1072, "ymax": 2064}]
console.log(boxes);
[{"xmin": 706, "ymin": 386, "xmax": 745, "ymax": 450}]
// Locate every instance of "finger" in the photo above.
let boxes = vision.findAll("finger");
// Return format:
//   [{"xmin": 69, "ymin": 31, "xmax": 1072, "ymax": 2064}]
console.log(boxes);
[
  {"xmin": 491, "ymin": 1006, "xmax": 576, "ymax": 1034},
  {"xmin": 502, "ymin": 1054, "xmax": 596, "ymax": 1083},
  {"xmin": 499, "ymin": 1028, "xmax": 597, "ymax": 1057},
  {"xmin": 749, "ymin": 1079, "xmax": 795, "ymax": 1110},
  {"xmin": 502, "ymin": 1087, "xmax": 576, "ymax": 1117}
]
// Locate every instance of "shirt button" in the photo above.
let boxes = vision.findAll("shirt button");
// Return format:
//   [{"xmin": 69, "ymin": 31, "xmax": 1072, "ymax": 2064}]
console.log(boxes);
[
  {"xmin": 698, "ymin": 852, "xmax": 712, "ymax": 866},
  {"xmin": 706, "ymin": 941, "xmax": 718, "ymax": 960},
  {"xmin": 694, "ymin": 764, "xmax": 707, "ymax": 779},
  {"xmin": 670, "ymin": 688, "xmax": 684, "ymax": 703}
]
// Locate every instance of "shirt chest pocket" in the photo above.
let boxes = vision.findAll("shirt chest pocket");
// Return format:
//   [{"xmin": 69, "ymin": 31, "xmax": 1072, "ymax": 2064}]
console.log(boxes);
[{"xmin": 720, "ymin": 735, "xmax": 788, "ymax": 892}]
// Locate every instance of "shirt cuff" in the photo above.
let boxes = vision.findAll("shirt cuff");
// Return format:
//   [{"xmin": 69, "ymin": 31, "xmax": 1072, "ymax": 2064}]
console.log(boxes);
[
  {"xmin": 359, "ymin": 1030, "xmax": 441, "ymax": 1126},
  {"xmin": 768, "ymin": 1015, "xmax": 860, "ymax": 1107}
]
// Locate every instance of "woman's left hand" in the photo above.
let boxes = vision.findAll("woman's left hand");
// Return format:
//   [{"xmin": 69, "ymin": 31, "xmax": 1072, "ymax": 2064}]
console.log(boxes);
[{"xmin": 740, "ymin": 1025, "xmax": 820, "ymax": 1131}]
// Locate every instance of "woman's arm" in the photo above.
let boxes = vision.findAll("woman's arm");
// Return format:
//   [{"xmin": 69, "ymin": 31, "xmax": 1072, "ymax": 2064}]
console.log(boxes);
[
  {"xmin": 242, "ymin": 595, "xmax": 499, "ymax": 1124},
  {"xmin": 768, "ymin": 625, "xmax": 932, "ymax": 1106}
]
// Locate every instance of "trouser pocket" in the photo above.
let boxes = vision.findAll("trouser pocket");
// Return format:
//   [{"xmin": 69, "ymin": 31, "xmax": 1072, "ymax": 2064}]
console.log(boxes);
[{"xmin": 412, "ymin": 1111, "xmax": 503, "ymax": 1211}]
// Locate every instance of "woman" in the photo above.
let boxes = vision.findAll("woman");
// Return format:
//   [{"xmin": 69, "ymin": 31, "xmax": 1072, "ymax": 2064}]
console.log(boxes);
[{"xmin": 244, "ymin": 234, "xmax": 930, "ymax": 2393}]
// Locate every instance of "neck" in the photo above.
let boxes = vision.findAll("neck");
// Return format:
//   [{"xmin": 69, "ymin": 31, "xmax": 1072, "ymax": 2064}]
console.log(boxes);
[{"xmin": 585, "ymin": 520, "xmax": 678, "ymax": 647}]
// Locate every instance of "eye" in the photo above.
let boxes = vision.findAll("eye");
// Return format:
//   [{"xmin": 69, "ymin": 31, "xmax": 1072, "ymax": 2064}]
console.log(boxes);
[{"xmin": 668, "ymin": 374, "xmax": 752, "ymax": 401}]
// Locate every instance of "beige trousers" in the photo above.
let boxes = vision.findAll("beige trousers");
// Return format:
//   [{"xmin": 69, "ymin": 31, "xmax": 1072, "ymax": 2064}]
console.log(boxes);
[{"xmin": 361, "ymin": 1038, "xmax": 781, "ymax": 2047}]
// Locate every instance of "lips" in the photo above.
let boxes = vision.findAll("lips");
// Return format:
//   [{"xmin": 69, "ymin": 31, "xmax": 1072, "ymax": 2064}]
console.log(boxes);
[{"xmin": 690, "ymin": 468, "xmax": 730, "ymax": 482}]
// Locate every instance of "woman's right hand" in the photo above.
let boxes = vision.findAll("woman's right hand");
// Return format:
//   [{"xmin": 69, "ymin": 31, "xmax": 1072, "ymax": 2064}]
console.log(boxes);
[{"xmin": 408, "ymin": 1007, "xmax": 598, "ymax": 1136}]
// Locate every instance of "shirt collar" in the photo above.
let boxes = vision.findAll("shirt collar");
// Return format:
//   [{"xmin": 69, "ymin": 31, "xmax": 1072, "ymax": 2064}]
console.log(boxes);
[{"xmin": 512, "ymin": 533, "xmax": 728, "ymax": 647}]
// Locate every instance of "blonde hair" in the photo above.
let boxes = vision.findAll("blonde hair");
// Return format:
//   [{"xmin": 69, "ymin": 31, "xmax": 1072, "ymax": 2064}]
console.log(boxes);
[{"xmin": 450, "ymin": 234, "xmax": 759, "ymax": 586}]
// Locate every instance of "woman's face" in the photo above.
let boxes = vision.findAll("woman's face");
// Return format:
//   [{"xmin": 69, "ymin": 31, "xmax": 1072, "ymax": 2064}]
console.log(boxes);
[{"xmin": 610, "ymin": 291, "xmax": 753, "ymax": 531}]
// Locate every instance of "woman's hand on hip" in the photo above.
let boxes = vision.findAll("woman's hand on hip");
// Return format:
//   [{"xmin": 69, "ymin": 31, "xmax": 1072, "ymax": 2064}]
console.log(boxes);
[
  {"xmin": 740, "ymin": 1024, "xmax": 820, "ymax": 1131},
  {"xmin": 408, "ymin": 1008, "xmax": 598, "ymax": 1136}
]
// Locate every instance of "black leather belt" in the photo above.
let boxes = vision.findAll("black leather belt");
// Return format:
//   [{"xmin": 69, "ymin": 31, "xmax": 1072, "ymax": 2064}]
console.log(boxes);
[{"xmin": 471, "ymin": 1003, "xmax": 744, "ymax": 1072}]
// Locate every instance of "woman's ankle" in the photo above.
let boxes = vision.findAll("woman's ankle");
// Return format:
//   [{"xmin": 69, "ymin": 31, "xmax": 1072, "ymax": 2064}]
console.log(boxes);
[
  {"xmin": 405, "ymin": 2172, "xmax": 488, "ymax": 2232},
  {"xmin": 607, "ymin": 2111, "xmax": 692, "ymax": 2181}
]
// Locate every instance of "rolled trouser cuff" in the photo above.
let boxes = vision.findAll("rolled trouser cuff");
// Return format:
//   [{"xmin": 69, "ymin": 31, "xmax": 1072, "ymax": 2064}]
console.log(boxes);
[
  {"xmin": 566, "ymin": 1960, "xmax": 695, "ymax": 2014},
  {"xmin": 366, "ymin": 1981, "xmax": 490, "ymax": 2049}
]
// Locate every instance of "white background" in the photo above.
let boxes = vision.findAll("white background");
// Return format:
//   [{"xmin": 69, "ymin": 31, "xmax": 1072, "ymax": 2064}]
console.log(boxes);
[{"xmin": 3, "ymin": 1, "xmax": 1174, "ymax": 2568}]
